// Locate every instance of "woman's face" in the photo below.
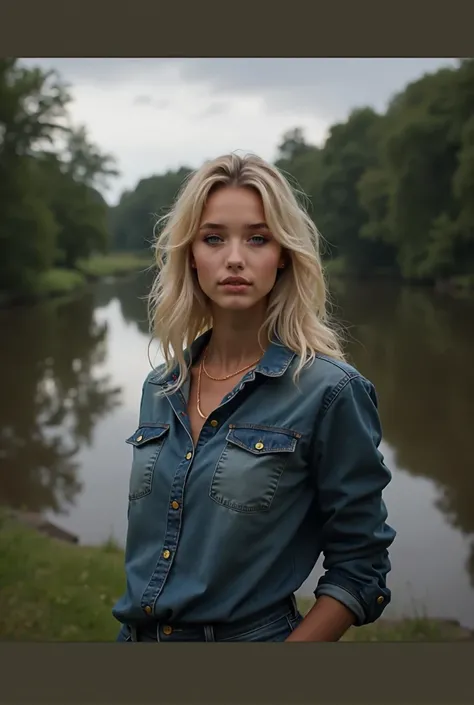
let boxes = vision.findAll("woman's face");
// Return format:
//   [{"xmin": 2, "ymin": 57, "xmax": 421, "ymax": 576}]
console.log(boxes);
[{"xmin": 191, "ymin": 186, "xmax": 284, "ymax": 312}]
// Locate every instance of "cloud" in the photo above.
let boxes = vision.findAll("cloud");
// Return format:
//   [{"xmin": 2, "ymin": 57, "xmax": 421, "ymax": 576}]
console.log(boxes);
[
  {"xmin": 198, "ymin": 101, "xmax": 230, "ymax": 119},
  {"xmin": 133, "ymin": 94, "xmax": 153, "ymax": 106},
  {"xmin": 23, "ymin": 57, "xmax": 457, "ymax": 123},
  {"xmin": 133, "ymin": 95, "xmax": 170, "ymax": 109},
  {"xmin": 18, "ymin": 57, "xmax": 459, "ymax": 205}
]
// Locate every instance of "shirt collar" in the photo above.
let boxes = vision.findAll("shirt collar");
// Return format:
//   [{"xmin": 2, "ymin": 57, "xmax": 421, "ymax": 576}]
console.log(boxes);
[{"xmin": 149, "ymin": 329, "xmax": 296, "ymax": 387}]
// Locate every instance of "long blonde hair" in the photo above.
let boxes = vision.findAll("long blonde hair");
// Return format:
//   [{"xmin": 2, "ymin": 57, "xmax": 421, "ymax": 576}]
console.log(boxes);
[{"xmin": 149, "ymin": 152, "xmax": 344, "ymax": 391}]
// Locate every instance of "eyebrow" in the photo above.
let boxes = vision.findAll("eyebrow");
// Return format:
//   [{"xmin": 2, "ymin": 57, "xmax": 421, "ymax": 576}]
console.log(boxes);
[{"xmin": 199, "ymin": 222, "xmax": 269, "ymax": 231}]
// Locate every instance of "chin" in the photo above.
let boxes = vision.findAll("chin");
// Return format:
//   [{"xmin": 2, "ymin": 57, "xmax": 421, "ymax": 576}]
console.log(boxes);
[
  {"xmin": 217, "ymin": 299, "xmax": 257, "ymax": 311},
  {"xmin": 211, "ymin": 293, "xmax": 263, "ymax": 311}
]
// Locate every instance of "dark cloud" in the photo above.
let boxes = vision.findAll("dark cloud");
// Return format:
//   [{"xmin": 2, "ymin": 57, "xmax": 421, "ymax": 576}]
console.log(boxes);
[
  {"xmin": 133, "ymin": 94, "xmax": 153, "ymax": 106},
  {"xmin": 198, "ymin": 101, "xmax": 230, "ymax": 119},
  {"xmin": 21, "ymin": 57, "xmax": 457, "ymax": 123},
  {"xmin": 133, "ymin": 95, "xmax": 170, "ymax": 109},
  {"xmin": 177, "ymin": 58, "xmax": 458, "ymax": 120},
  {"xmin": 21, "ymin": 58, "xmax": 174, "ymax": 86}
]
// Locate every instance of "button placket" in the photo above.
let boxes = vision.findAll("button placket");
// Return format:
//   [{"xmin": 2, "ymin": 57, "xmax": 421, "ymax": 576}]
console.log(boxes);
[{"xmin": 140, "ymin": 421, "xmax": 198, "ymax": 609}]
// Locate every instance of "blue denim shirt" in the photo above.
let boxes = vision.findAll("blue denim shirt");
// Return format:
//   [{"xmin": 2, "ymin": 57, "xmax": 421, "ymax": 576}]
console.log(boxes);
[{"xmin": 113, "ymin": 330, "xmax": 395, "ymax": 628}]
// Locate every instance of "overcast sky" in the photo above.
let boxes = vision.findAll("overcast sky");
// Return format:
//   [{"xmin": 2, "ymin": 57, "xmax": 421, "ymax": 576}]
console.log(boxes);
[{"xmin": 22, "ymin": 58, "xmax": 456, "ymax": 205}]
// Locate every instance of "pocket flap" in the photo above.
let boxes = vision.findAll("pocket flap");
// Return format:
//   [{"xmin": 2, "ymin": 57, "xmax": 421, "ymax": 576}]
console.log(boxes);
[
  {"xmin": 126, "ymin": 424, "xmax": 169, "ymax": 447},
  {"xmin": 226, "ymin": 424, "xmax": 300, "ymax": 454}
]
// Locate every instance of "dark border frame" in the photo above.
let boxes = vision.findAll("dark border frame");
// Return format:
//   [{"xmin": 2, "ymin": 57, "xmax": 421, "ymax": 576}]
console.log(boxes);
[
  {"xmin": 1, "ymin": 0, "xmax": 474, "ymax": 55},
  {"xmin": 1, "ymin": 0, "xmax": 474, "ymax": 704},
  {"xmin": 1, "ymin": 643, "xmax": 474, "ymax": 704}
]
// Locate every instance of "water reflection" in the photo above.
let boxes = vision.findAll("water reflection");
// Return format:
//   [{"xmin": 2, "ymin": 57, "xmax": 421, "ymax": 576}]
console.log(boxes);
[
  {"xmin": 333, "ymin": 281, "xmax": 474, "ymax": 590},
  {"xmin": 93, "ymin": 272, "xmax": 152, "ymax": 337},
  {"xmin": 0, "ymin": 292, "xmax": 122, "ymax": 515},
  {"xmin": 1, "ymin": 276, "xmax": 473, "ymax": 626}
]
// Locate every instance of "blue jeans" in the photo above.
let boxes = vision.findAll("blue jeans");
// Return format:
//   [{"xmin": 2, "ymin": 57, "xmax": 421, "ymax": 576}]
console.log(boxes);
[{"xmin": 116, "ymin": 596, "xmax": 303, "ymax": 642}]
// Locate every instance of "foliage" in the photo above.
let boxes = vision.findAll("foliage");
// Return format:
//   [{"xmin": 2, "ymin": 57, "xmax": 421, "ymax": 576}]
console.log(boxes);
[
  {"xmin": 109, "ymin": 167, "xmax": 192, "ymax": 252},
  {"xmin": 109, "ymin": 59, "xmax": 474, "ymax": 286},
  {"xmin": 3, "ymin": 57, "xmax": 474, "ymax": 304},
  {"xmin": 0, "ymin": 59, "xmax": 118, "ymax": 301}
]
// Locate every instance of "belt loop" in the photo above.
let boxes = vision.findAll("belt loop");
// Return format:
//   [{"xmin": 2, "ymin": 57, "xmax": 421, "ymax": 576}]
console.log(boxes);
[
  {"xmin": 290, "ymin": 593, "xmax": 298, "ymax": 618},
  {"xmin": 131, "ymin": 625, "xmax": 138, "ymax": 642},
  {"xmin": 156, "ymin": 623, "xmax": 161, "ymax": 642},
  {"xmin": 204, "ymin": 625, "xmax": 215, "ymax": 642}
]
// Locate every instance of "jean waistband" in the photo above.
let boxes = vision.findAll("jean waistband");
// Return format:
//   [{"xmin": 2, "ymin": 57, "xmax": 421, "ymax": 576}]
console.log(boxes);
[{"xmin": 131, "ymin": 595, "xmax": 299, "ymax": 642}]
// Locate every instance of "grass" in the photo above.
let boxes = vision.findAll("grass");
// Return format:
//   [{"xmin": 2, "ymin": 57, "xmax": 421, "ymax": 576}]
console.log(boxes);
[
  {"xmin": 0, "ymin": 252, "xmax": 154, "ymax": 308},
  {"xmin": 36, "ymin": 268, "xmax": 86, "ymax": 297},
  {"xmin": 0, "ymin": 517, "xmax": 125, "ymax": 642},
  {"xmin": 77, "ymin": 252, "xmax": 152, "ymax": 279},
  {"xmin": 0, "ymin": 517, "xmax": 472, "ymax": 642}
]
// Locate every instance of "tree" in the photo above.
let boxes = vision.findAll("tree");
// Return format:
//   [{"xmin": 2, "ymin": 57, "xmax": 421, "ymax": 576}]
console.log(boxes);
[
  {"xmin": 0, "ymin": 59, "xmax": 119, "ymax": 298},
  {"xmin": 109, "ymin": 167, "xmax": 192, "ymax": 252}
]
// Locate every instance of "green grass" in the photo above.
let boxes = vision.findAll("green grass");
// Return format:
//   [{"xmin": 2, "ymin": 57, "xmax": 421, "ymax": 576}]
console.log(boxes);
[
  {"xmin": 77, "ymin": 252, "xmax": 153, "ymax": 279},
  {"xmin": 0, "ymin": 252, "xmax": 154, "ymax": 308},
  {"xmin": 35, "ymin": 268, "xmax": 86, "ymax": 297},
  {"xmin": 0, "ymin": 518, "xmax": 472, "ymax": 642},
  {"xmin": 0, "ymin": 518, "xmax": 125, "ymax": 641}
]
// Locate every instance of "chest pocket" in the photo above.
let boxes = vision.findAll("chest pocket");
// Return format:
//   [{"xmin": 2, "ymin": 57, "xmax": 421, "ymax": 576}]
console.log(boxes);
[
  {"xmin": 210, "ymin": 424, "xmax": 300, "ymax": 513},
  {"xmin": 125, "ymin": 424, "xmax": 170, "ymax": 501}
]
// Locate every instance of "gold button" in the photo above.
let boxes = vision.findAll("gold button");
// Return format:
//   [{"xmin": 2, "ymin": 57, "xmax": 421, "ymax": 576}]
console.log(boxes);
[
  {"xmin": 144, "ymin": 605, "xmax": 152, "ymax": 614},
  {"xmin": 162, "ymin": 625, "xmax": 173, "ymax": 635},
  {"xmin": 136, "ymin": 435, "xmax": 143, "ymax": 442},
  {"xmin": 255, "ymin": 442, "xmax": 264, "ymax": 450},
  {"xmin": 185, "ymin": 452, "xmax": 192, "ymax": 460},
  {"xmin": 171, "ymin": 501, "xmax": 179, "ymax": 510},
  {"xmin": 377, "ymin": 596, "xmax": 384, "ymax": 604},
  {"xmin": 163, "ymin": 549, "xmax": 171, "ymax": 559},
  {"xmin": 210, "ymin": 419, "xmax": 218, "ymax": 427}
]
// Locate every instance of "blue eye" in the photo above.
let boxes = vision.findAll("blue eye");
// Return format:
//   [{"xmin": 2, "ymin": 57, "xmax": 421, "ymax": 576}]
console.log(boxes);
[
  {"xmin": 203, "ymin": 234, "xmax": 222, "ymax": 245},
  {"xmin": 249, "ymin": 234, "xmax": 267, "ymax": 245}
]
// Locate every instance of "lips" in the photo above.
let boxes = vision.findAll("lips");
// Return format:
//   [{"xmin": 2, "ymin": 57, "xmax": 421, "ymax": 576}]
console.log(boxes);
[{"xmin": 219, "ymin": 277, "xmax": 251, "ymax": 286}]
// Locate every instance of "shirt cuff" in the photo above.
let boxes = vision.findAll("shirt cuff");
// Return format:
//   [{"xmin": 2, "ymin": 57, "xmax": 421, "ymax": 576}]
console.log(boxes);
[{"xmin": 314, "ymin": 583, "xmax": 366, "ymax": 625}]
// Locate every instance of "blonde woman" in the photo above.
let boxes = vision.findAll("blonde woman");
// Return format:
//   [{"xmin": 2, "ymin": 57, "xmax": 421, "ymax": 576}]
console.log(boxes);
[{"xmin": 113, "ymin": 153, "xmax": 396, "ymax": 643}]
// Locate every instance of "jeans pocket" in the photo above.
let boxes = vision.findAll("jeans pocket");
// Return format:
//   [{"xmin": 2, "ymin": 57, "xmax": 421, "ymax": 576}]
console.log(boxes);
[
  {"xmin": 287, "ymin": 611, "xmax": 304, "ymax": 632},
  {"xmin": 224, "ymin": 614, "xmax": 295, "ymax": 642}
]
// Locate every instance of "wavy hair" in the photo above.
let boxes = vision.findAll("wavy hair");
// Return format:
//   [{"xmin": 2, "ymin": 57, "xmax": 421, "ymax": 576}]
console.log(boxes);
[{"xmin": 148, "ymin": 152, "xmax": 344, "ymax": 391}]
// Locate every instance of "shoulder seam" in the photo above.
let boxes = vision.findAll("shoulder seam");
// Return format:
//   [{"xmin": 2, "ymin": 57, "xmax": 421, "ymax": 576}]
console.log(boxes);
[
  {"xmin": 321, "ymin": 371, "xmax": 362, "ymax": 416},
  {"xmin": 315, "ymin": 353, "xmax": 357, "ymax": 376}
]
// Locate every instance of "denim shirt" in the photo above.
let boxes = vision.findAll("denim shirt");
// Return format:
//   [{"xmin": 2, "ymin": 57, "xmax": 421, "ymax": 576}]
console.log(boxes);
[{"xmin": 113, "ymin": 330, "xmax": 396, "ymax": 628}]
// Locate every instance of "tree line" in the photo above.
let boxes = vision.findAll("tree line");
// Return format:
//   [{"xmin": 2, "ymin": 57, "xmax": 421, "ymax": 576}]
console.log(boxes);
[
  {"xmin": 111, "ymin": 58, "xmax": 474, "ymax": 286},
  {"xmin": 2, "ymin": 58, "xmax": 473, "ymax": 304}
]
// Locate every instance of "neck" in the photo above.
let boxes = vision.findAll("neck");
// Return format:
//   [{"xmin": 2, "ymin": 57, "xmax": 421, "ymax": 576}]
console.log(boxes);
[{"xmin": 203, "ymin": 306, "xmax": 267, "ymax": 375}]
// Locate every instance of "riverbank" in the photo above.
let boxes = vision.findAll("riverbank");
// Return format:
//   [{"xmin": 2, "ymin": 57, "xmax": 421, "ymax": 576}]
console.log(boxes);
[
  {"xmin": 324, "ymin": 257, "xmax": 474, "ymax": 297},
  {"xmin": 0, "ymin": 252, "xmax": 153, "ymax": 309},
  {"xmin": 0, "ymin": 516, "xmax": 472, "ymax": 642}
]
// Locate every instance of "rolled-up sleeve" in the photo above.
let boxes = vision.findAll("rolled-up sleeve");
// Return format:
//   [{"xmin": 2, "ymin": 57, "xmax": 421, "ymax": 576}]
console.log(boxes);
[{"xmin": 313, "ymin": 373, "xmax": 396, "ymax": 626}]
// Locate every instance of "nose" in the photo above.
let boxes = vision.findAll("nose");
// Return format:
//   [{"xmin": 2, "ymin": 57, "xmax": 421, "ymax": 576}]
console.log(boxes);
[{"xmin": 225, "ymin": 241, "xmax": 245, "ymax": 270}]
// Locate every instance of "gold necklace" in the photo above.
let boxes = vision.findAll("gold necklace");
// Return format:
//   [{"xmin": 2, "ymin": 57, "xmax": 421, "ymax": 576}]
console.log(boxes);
[
  {"xmin": 201, "ymin": 346, "xmax": 262, "ymax": 381},
  {"xmin": 196, "ymin": 348, "xmax": 263, "ymax": 419},
  {"xmin": 196, "ymin": 359, "xmax": 208, "ymax": 419}
]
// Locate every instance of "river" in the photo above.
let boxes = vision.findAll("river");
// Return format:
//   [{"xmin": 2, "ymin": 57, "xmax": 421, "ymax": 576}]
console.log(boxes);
[{"xmin": 1, "ymin": 272, "xmax": 473, "ymax": 628}]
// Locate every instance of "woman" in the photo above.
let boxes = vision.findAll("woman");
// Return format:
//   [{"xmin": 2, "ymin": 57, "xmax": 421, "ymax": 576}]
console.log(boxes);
[{"xmin": 113, "ymin": 152, "xmax": 396, "ymax": 642}]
